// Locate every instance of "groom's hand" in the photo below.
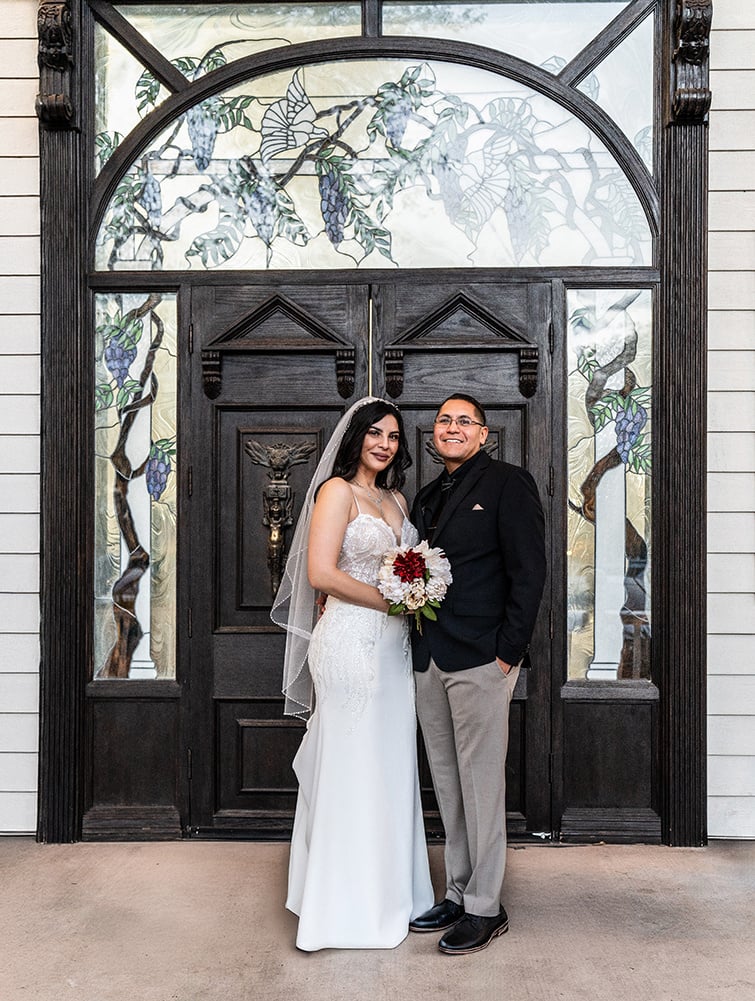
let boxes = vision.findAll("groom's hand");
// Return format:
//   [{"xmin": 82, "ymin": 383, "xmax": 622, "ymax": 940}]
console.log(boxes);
[{"xmin": 496, "ymin": 657, "xmax": 512, "ymax": 675}]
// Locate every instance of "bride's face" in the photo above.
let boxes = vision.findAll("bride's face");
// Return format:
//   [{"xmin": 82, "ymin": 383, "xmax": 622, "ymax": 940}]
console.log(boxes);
[{"xmin": 358, "ymin": 414, "xmax": 400, "ymax": 478}]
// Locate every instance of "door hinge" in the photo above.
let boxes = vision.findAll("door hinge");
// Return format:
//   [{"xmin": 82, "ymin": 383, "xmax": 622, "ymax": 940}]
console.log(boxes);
[
  {"xmin": 548, "ymin": 320, "xmax": 554, "ymax": 354},
  {"xmin": 548, "ymin": 464, "xmax": 555, "ymax": 496},
  {"xmin": 187, "ymin": 748, "xmax": 193, "ymax": 780},
  {"xmin": 188, "ymin": 322, "xmax": 194, "ymax": 354},
  {"xmin": 187, "ymin": 464, "xmax": 193, "ymax": 497},
  {"xmin": 188, "ymin": 607, "xmax": 193, "ymax": 638}
]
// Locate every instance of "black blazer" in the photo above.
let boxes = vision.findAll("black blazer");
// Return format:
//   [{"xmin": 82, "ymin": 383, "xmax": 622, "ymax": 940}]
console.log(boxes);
[{"xmin": 411, "ymin": 451, "xmax": 546, "ymax": 672}]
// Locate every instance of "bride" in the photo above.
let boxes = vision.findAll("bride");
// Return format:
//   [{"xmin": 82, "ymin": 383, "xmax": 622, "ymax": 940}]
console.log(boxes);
[{"xmin": 272, "ymin": 397, "xmax": 434, "ymax": 951}]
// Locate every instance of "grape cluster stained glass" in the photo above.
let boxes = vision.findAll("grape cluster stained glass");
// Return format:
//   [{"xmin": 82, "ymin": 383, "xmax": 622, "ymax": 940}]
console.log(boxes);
[
  {"xmin": 567, "ymin": 289, "xmax": 652, "ymax": 682},
  {"xmin": 94, "ymin": 293, "xmax": 177, "ymax": 680}
]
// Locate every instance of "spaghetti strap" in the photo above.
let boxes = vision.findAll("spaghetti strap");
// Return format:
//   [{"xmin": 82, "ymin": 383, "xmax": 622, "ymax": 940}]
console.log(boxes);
[
  {"xmin": 350, "ymin": 486, "xmax": 362, "ymax": 514},
  {"xmin": 388, "ymin": 490, "xmax": 409, "ymax": 520}
]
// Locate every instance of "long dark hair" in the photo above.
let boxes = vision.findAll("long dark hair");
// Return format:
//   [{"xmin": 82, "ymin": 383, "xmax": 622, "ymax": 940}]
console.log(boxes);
[{"xmin": 330, "ymin": 400, "xmax": 412, "ymax": 491}]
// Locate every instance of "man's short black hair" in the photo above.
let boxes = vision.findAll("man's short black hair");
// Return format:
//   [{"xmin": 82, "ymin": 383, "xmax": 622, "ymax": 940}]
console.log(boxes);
[{"xmin": 437, "ymin": 393, "xmax": 487, "ymax": 427}]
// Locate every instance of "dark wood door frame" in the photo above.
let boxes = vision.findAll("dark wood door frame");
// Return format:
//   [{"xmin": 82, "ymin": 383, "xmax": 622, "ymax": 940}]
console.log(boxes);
[{"xmin": 36, "ymin": 0, "xmax": 710, "ymax": 845}]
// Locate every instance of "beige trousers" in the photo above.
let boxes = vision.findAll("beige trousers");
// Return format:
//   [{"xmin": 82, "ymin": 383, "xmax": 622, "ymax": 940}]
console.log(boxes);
[{"xmin": 415, "ymin": 657, "xmax": 520, "ymax": 917}]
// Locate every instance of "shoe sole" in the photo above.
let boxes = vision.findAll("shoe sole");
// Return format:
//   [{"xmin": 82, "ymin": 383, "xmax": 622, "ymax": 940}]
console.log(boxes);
[
  {"xmin": 409, "ymin": 917, "xmax": 463, "ymax": 934},
  {"xmin": 438, "ymin": 920, "xmax": 509, "ymax": 955}
]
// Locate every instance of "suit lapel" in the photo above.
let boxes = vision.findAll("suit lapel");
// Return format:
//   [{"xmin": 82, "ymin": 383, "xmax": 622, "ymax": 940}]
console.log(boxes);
[
  {"xmin": 432, "ymin": 452, "xmax": 490, "ymax": 545},
  {"xmin": 413, "ymin": 475, "xmax": 442, "ymax": 539}
]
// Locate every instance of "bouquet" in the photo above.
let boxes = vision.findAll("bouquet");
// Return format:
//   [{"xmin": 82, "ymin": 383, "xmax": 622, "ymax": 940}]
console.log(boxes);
[{"xmin": 377, "ymin": 540, "xmax": 453, "ymax": 633}]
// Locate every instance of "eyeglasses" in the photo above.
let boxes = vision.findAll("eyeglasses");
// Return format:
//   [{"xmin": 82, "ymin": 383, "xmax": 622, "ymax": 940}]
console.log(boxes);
[{"xmin": 433, "ymin": 415, "xmax": 485, "ymax": 429}]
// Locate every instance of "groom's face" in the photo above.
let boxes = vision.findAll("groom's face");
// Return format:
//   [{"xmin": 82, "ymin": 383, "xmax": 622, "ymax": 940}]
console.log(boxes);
[{"xmin": 433, "ymin": 398, "xmax": 489, "ymax": 472}]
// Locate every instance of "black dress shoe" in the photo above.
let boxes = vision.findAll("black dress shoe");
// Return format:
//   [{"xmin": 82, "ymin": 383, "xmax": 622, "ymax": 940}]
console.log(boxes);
[
  {"xmin": 438, "ymin": 907, "xmax": 509, "ymax": 954},
  {"xmin": 409, "ymin": 899, "xmax": 465, "ymax": 933}
]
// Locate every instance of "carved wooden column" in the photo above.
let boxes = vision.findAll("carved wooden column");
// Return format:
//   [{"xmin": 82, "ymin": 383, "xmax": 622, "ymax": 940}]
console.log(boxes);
[
  {"xmin": 657, "ymin": 0, "xmax": 712, "ymax": 846},
  {"xmin": 36, "ymin": 0, "xmax": 88, "ymax": 842}
]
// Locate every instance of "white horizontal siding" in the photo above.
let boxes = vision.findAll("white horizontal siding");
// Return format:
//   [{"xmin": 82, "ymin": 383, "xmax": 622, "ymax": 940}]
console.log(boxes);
[
  {"xmin": 0, "ymin": 752, "xmax": 36, "ymax": 792},
  {"xmin": 708, "ymin": 473, "xmax": 755, "ymax": 511},
  {"xmin": 709, "ymin": 192, "xmax": 755, "ymax": 231},
  {"xmin": 0, "ymin": 475, "xmax": 38, "ymax": 513},
  {"xmin": 0, "ymin": 553, "xmax": 38, "ymax": 592},
  {"xmin": 707, "ymin": 433, "xmax": 755, "ymax": 471},
  {"xmin": 708, "ymin": 797, "xmax": 755, "ymax": 839},
  {"xmin": 710, "ymin": 70, "xmax": 755, "ymax": 109},
  {"xmin": 0, "ymin": 154, "xmax": 39, "ymax": 190},
  {"xmin": 708, "ymin": 554, "xmax": 755, "ymax": 593},
  {"xmin": 0, "ymin": 792, "xmax": 35, "ymax": 833},
  {"xmin": 0, "ymin": 436, "xmax": 39, "ymax": 473},
  {"xmin": 0, "ymin": 713, "xmax": 38, "ymax": 753},
  {"xmin": 0, "ymin": 312, "xmax": 39, "ymax": 345},
  {"xmin": 708, "ymin": 311, "xmax": 754, "ymax": 350},
  {"xmin": 0, "ymin": 633, "xmax": 38, "ymax": 670},
  {"xmin": 708, "ymin": 634, "xmax": 755, "ymax": 673},
  {"xmin": 0, "ymin": 0, "xmax": 39, "ymax": 834},
  {"xmin": 707, "ymin": 11, "xmax": 755, "ymax": 838},
  {"xmin": 708, "ymin": 392, "xmax": 755, "ymax": 431},
  {"xmin": 710, "ymin": 111, "xmax": 755, "ymax": 149},
  {"xmin": 0, "ymin": 237, "xmax": 40, "ymax": 275},
  {"xmin": 0, "ymin": 673, "xmax": 38, "ymax": 712}
]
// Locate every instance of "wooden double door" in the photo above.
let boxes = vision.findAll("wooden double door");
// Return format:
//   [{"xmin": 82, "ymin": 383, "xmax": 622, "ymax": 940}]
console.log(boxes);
[{"xmin": 185, "ymin": 278, "xmax": 553, "ymax": 838}]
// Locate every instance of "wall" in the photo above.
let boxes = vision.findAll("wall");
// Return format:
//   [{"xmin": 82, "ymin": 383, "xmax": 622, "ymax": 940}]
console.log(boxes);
[
  {"xmin": 0, "ymin": 0, "xmax": 40, "ymax": 834},
  {"xmin": 0, "ymin": 0, "xmax": 752, "ymax": 837},
  {"xmin": 707, "ymin": 3, "xmax": 755, "ymax": 837}
]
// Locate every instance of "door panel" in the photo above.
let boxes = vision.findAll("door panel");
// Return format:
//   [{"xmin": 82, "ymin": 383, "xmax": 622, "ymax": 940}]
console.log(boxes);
[
  {"xmin": 187, "ymin": 280, "xmax": 552, "ymax": 838},
  {"xmin": 188, "ymin": 285, "xmax": 369, "ymax": 835},
  {"xmin": 372, "ymin": 281, "xmax": 552, "ymax": 834}
]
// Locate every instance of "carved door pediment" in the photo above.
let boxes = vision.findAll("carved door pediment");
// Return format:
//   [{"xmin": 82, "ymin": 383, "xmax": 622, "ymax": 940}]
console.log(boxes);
[
  {"xmin": 201, "ymin": 294, "xmax": 356, "ymax": 399},
  {"xmin": 384, "ymin": 292, "xmax": 539, "ymax": 399}
]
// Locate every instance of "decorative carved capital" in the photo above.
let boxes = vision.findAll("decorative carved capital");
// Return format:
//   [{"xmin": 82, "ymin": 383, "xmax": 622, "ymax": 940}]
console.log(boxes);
[
  {"xmin": 518, "ymin": 346, "xmax": 539, "ymax": 398},
  {"xmin": 384, "ymin": 349, "xmax": 404, "ymax": 399},
  {"xmin": 201, "ymin": 350, "xmax": 222, "ymax": 398},
  {"xmin": 335, "ymin": 348, "xmax": 355, "ymax": 399},
  {"xmin": 36, "ymin": 1, "xmax": 75, "ymax": 128},
  {"xmin": 671, "ymin": 0, "xmax": 712, "ymax": 122}
]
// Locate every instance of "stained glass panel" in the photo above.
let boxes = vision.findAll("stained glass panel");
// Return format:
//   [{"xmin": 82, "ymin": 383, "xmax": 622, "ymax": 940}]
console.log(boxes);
[
  {"xmin": 94, "ymin": 293, "xmax": 177, "ymax": 680},
  {"xmin": 95, "ymin": 59, "xmax": 652, "ymax": 271},
  {"xmin": 95, "ymin": 23, "xmax": 169, "ymax": 173},
  {"xmin": 115, "ymin": 3, "xmax": 362, "ymax": 62},
  {"xmin": 567, "ymin": 288, "xmax": 652, "ymax": 682},
  {"xmin": 383, "ymin": 2, "xmax": 631, "ymax": 67},
  {"xmin": 577, "ymin": 14, "xmax": 654, "ymax": 170}
]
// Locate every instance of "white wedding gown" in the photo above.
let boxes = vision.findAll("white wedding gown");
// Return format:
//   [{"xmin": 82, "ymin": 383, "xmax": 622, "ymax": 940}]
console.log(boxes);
[{"xmin": 286, "ymin": 503, "xmax": 434, "ymax": 951}]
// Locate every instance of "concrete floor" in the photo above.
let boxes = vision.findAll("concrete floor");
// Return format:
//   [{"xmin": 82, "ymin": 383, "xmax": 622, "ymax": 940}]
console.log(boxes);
[{"xmin": 1, "ymin": 839, "xmax": 753, "ymax": 1001}]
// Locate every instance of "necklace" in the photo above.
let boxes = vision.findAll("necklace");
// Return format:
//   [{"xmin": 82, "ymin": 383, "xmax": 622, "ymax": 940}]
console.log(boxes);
[{"xmin": 353, "ymin": 479, "xmax": 384, "ymax": 508}]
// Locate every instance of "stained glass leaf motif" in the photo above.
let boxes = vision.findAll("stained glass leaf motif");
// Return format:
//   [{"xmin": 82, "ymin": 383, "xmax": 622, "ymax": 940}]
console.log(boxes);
[
  {"xmin": 96, "ymin": 131, "xmax": 123, "ymax": 170},
  {"xmin": 186, "ymin": 159, "xmax": 309, "ymax": 267},
  {"xmin": 260, "ymin": 70, "xmax": 329, "ymax": 161}
]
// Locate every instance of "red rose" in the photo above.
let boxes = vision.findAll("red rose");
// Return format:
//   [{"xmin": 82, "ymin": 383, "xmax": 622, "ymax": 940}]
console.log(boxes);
[{"xmin": 392, "ymin": 549, "xmax": 427, "ymax": 583}]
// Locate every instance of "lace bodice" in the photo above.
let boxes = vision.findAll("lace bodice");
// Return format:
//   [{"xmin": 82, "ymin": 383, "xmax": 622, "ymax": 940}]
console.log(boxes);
[{"xmin": 338, "ymin": 513, "xmax": 419, "ymax": 586}]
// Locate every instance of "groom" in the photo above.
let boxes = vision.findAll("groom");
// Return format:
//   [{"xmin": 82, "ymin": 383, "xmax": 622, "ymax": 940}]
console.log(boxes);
[{"xmin": 409, "ymin": 393, "xmax": 546, "ymax": 955}]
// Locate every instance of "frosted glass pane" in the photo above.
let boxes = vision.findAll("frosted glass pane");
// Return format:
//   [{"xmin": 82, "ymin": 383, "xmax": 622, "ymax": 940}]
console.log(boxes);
[
  {"xmin": 115, "ymin": 4, "xmax": 362, "ymax": 62},
  {"xmin": 566, "ymin": 289, "xmax": 652, "ymax": 683},
  {"xmin": 383, "ymin": 2, "xmax": 630, "ymax": 67},
  {"xmin": 94, "ymin": 294, "xmax": 177, "ymax": 680},
  {"xmin": 94, "ymin": 23, "xmax": 169, "ymax": 173},
  {"xmin": 96, "ymin": 59, "xmax": 651, "ymax": 271},
  {"xmin": 578, "ymin": 14, "xmax": 654, "ymax": 170}
]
